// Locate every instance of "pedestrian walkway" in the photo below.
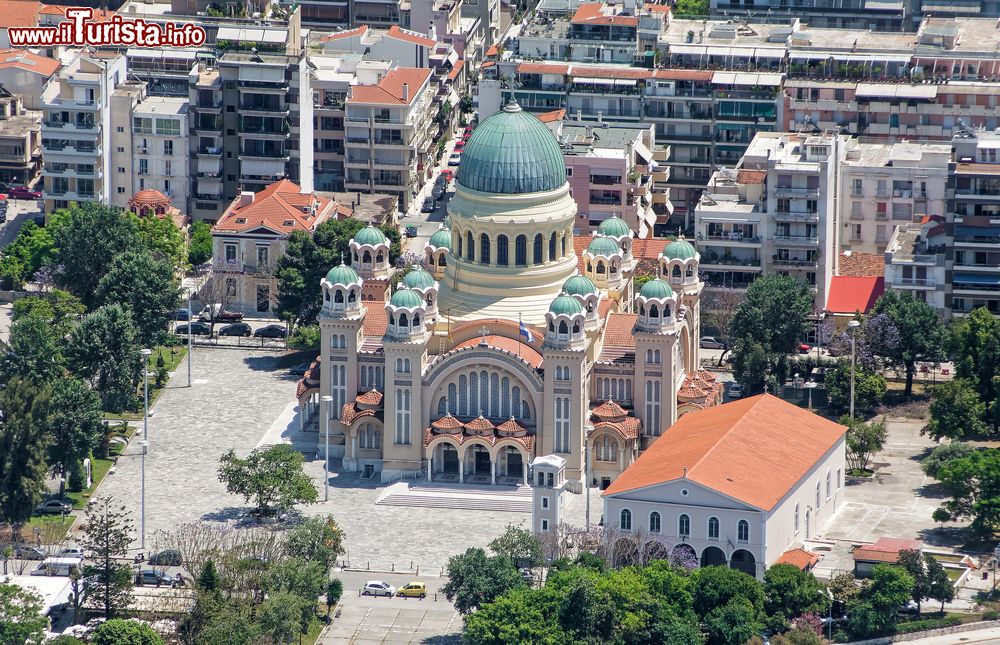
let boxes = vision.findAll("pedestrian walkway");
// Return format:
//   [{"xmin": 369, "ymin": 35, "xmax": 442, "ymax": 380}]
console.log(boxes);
[{"xmin": 375, "ymin": 482, "xmax": 532, "ymax": 513}]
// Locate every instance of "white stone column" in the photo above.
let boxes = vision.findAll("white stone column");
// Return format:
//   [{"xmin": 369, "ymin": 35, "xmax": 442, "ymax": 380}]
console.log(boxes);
[
  {"xmin": 491, "ymin": 460, "xmax": 496, "ymax": 486},
  {"xmin": 459, "ymin": 454, "xmax": 465, "ymax": 484},
  {"xmin": 522, "ymin": 461, "xmax": 527, "ymax": 485},
  {"xmin": 427, "ymin": 451, "xmax": 433, "ymax": 482},
  {"xmin": 351, "ymin": 434, "xmax": 356, "ymax": 460}
]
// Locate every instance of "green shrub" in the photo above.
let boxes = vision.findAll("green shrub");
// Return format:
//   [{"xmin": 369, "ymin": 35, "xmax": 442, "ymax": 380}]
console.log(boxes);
[
  {"xmin": 188, "ymin": 221, "xmax": 213, "ymax": 266},
  {"xmin": 984, "ymin": 609, "xmax": 999, "ymax": 620},
  {"xmin": 288, "ymin": 325, "xmax": 320, "ymax": 351},
  {"xmin": 893, "ymin": 615, "xmax": 962, "ymax": 634}
]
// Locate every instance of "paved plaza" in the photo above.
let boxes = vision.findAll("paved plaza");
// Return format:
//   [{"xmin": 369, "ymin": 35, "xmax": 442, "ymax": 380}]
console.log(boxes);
[{"xmin": 93, "ymin": 348, "xmax": 600, "ymax": 573}]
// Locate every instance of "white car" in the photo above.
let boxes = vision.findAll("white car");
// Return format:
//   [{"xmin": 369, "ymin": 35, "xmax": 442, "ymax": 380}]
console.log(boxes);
[
  {"xmin": 728, "ymin": 382, "xmax": 744, "ymax": 399},
  {"xmin": 362, "ymin": 581, "xmax": 396, "ymax": 597},
  {"xmin": 447, "ymin": 152, "xmax": 462, "ymax": 166},
  {"xmin": 58, "ymin": 547, "xmax": 85, "ymax": 558},
  {"xmin": 700, "ymin": 336, "xmax": 725, "ymax": 350}
]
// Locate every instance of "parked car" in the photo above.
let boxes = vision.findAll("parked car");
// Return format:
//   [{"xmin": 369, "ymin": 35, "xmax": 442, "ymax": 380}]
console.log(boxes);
[
  {"xmin": 8, "ymin": 186, "xmax": 42, "ymax": 200},
  {"xmin": 175, "ymin": 322, "xmax": 212, "ymax": 336},
  {"xmin": 727, "ymin": 382, "xmax": 744, "ymax": 399},
  {"xmin": 454, "ymin": 139, "xmax": 465, "ymax": 152},
  {"xmin": 148, "ymin": 549, "xmax": 182, "ymax": 566},
  {"xmin": 421, "ymin": 196, "xmax": 435, "ymax": 213},
  {"xmin": 405, "ymin": 225, "xmax": 418, "ymax": 237},
  {"xmin": 198, "ymin": 304, "xmax": 243, "ymax": 323},
  {"xmin": 135, "ymin": 569, "xmax": 176, "ymax": 587},
  {"xmin": 218, "ymin": 322, "xmax": 252, "ymax": 337},
  {"xmin": 440, "ymin": 169, "xmax": 454, "ymax": 182},
  {"xmin": 30, "ymin": 557, "xmax": 82, "ymax": 577},
  {"xmin": 362, "ymin": 581, "xmax": 395, "ymax": 597},
  {"xmin": 699, "ymin": 336, "xmax": 725, "ymax": 350},
  {"xmin": 798, "ymin": 343, "xmax": 812, "ymax": 353},
  {"xmin": 171, "ymin": 308, "xmax": 191, "ymax": 321},
  {"xmin": 431, "ymin": 186, "xmax": 445, "ymax": 202},
  {"xmin": 288, "ymin": 362, "xmax": 312, "ymax": 376},
  {"xmin": 15, "ymin": 546, "xmax": 46, "ymax": 560},
  {"xmin": 58, "ymin": 547, "xmax": 85, "ymax": 558},
  {"xmin": 434, "ymin": 175, "xmax": 448, "ymax": 188},
  {"xmin": 396, "ymin": 582, "xmax": 427, "ymax": 598},
  {"xmin": 35, "ymin": 499, "xmax": 73, "ymax": 515},
  {"xmin": 254, "ymin": 324, "xmax": 287, "ymax": 339},
  {"xmin": 447, "ymin": 152, "xmax": 462, "ymax": 166}
]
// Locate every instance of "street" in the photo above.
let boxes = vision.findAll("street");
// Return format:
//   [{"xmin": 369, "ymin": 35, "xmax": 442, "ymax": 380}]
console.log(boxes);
[{"xmin": 0, "ymin": 196, "xmax": 41, "ymax": 248}]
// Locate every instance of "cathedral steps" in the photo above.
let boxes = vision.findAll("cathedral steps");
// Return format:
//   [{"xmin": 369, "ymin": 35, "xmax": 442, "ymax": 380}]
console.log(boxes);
[{"xmin": 374, "ymin": 482, "xmax": 532, "ymax": 513}]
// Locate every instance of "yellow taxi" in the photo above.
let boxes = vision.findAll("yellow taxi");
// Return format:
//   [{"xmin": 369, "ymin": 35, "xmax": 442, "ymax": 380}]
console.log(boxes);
[{"xmin": 396, "ymin": 582, "xmax": 427, "ymax": 598}]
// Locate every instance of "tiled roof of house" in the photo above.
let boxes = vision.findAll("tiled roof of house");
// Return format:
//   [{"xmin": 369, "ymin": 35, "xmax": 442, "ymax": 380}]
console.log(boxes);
[
  {"xmin": 604, "ymin": 394, "xmax": 847, "ymax": 510},
  {"xmin": 644, "ymin": 3, "xmax": 672, "ymax": 14},
  {"xmin": 349, "ymin": 67, "xmax": 432, "ymax": 105},
  {"xmin": 39, "ymin": 4, "xmax": 115, "ymax": 19},
  {"xmin": 572, "ymin": 3, "xmax": 639, "ymax": 26},
  {"xmin": 0, "ymin": 1, "xmax": 40, "ymax": 29},
  {"xmin": 775, "ymin": 548, "xmax": 820, "ymax": 570},
  {"xmin": 825, "ymin": 276, "xmax": 885, "ymax": 315},
  {"xmin": 386, "ymin": 25, "xmax": 436, "ymax": 48},
  {"xmin": 537, "ymin": 108, "xmax": 566, "ymax": 123},
  {"xmin": 213, "ymin": 179, "xmax": 336, "ymax": 235},
  {"xmin": 839, "ymin": 251, "xmax": 884, "ymax": 277},
  {"xmin": 737, "ymin": 170, "xmax": 767, "ymax": 185},
  {"xmin": 486, "ymin": 44, "xmax": 498, "ymax": 57},
  {"xmin": 447, "ymin": 59, "xmax": 464, "ymax": 82},
  {"xmin": 452, "ymin": 334, "xmax": 543, "ymax": 369},
  {"xmin": 0, "ymin": 49, "xmax": 59, "ymax": 76},
  {"xmin": 320, "ymin": 25, "xmax": 368, "ymax": 42},
  {"xmin": 854, "ymin": 537, "xmax": 923, "ymax": 564}
]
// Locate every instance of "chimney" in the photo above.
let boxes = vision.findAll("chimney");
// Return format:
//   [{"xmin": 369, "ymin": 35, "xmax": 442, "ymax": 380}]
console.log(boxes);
[
  {"xmin": 402, "ymin": 83, "xmax": 410, "ymax": 103},
  {"xmin": 238, "ymin": 191, "xmax": 254, "ymax": 207},
  {"xmin": 428, "ymin": 21, "xmax": 437, "ymax": 41}
]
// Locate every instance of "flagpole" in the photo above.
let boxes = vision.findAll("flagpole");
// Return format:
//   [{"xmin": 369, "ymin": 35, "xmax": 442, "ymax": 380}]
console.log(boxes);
[{"xmin": 518, "ymin": 314, "xmax": 522, "ymax": 358}]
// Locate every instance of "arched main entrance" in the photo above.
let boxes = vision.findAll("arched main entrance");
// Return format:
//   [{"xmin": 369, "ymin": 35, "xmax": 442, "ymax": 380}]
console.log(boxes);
[
  {"xmin": 428, "ymin": 441, "xmax": 461, "ymax": 483},
  {"xmin": 701, "ymin": 546, "xmax": 727, "ymax": 568},
  {"xmin": 730, "ymin": 549, "xmax": 756, "ymax": 577},
  {"xmin": 501, "ymin": 446, "xmax": 524, "ymax": 478},
  {"xmin": 612, "ymin": 538, "xmax": 639, "ymax": 568},
  {"xmin": 464, "ymin": 444, "xmax": 493, "ymax": 484}
]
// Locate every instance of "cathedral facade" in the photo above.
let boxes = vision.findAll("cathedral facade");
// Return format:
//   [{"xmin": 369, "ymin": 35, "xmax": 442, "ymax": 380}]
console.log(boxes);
[{"xmin": 299, "ymin": 101, "xmax": 719, "ymax": 492}]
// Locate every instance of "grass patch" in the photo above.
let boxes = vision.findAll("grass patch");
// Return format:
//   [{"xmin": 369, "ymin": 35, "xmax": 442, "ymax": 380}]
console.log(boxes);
[
  {"xmin": 847, "ymin": 468, "xmax": 875, "ymax": 478},
  {"xmin": 64, "ymin": 457, "xmax": 114, "ymax": 510},
  {"xmin": 22, "ymin": 515, "xmax": 74, "ymax": 543},
  {"xmin": 104, "ymin": 346, "xmax": 188, "ymax": 422}
]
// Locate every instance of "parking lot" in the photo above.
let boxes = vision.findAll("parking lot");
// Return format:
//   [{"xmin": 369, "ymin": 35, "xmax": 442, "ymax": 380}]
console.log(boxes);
[{"xmin": 169, "ymin": 317, "xmax": 290, "ymax": 350}]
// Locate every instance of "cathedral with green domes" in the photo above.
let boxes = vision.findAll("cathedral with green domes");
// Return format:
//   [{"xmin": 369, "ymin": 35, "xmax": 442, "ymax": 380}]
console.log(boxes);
[{"xmin": 301, "ymin": 100, "xmax": 718, "ymax": 491}]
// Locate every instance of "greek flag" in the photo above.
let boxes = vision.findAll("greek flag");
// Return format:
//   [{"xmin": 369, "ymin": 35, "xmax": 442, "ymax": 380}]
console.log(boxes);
[{"xmin": 519, "ymin": 321, "xmax": 534, "ymax": 343}]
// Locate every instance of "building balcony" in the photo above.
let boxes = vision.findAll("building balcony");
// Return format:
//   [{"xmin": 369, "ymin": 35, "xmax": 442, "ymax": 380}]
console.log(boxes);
[
  {"xmin": 772, "ymin": 234, "xmax": 819, "ymax": 246},
  {"xmin": 42, "ymin": 120, "xmax": 99, "ymax": 133},
  {"xmin": 773, "ymin": 187, "xmax": 819, "ymax": 198},
  {"xmin": 239, "ymin": 103, "xmax": 291, "ymax": 117},
  {"xmin": 697, "ymin": 233, "xmax": 762, "ymax": 245},
  {"xmin": 43, "ymin": 165, "xmax": 100, "ymax": 178},
  {"xmin": 42, "ymin": 97, "xmax": 98, "ymax": 110},
  {"xmin": 954, "ymin": 235, "xmax": 1000, "ymax": 247},
  {"xmin": 701, "ymin": 256, "xmax": 762, "ymax": 270},
  {"xmin": 196, "ymin": 146, "xmax": 223, "ymax": 157},
  {"xmin": 43, "ymin": 143, "xmax": 99, "ymax": 156},
  {"xmin": 45, "ymin": 189, "xmax": 98, "ymax": 200},
  {"xmin": 771, "ymin": 258, "xmax": 818, "ymax": 269},
  {"xmin": 772, "ymin": 211, "xmax": 819, "ymax": 222},
  {"xmin": 893, "ymin": 277, "xmax": 936, "ymax": 288}
]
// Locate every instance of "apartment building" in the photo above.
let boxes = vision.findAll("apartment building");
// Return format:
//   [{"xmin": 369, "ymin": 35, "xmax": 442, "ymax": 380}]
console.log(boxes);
[
  {"xmin": 884, "ymin": 218, "xmax": 949, "ymax": 318},
  {"xmin": 344, "ymin": 66, "xmax": 435, "ymax": 210},
  {"xmin": 40, "ymin": 51, "xmax": 126, "ymax": 212},
  {"xmin": 839, "ymin": 142, "xmax": 950, "ymax": 254},
  {"xmin": 0, "ymin": 49, "xmax": 60, "ymax": 110},
  {"xmin": 693, "ymin": 132, "xmax": 842, "ymax": 309},
  {"xmin": 949, "ymin": 127, "xmax": 1000, "ymax": 318},
  {"xmin": 0, "ymin": 92, "xmax": 41, "ymax": 186},
  {"xmin": 557, "ymin": 119, "xmax": 663, "ymax": 237},
  {"xmin": 311, "ymin": 55, "xmax": 356, "ymax": 193}
]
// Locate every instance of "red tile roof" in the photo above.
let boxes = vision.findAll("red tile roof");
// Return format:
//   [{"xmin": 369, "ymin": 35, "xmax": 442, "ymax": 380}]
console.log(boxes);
[
  {"xmin": 537, "ymin": 108, "xmax": 566, "ymax": 123},
  {"xmin": 363, "ymin": 305, "xmax": 388, "ymax": 338},
  {"xmin": 452, "ymin": 334, "xmax": 543, "ymax": 369},
  {"xmin": 423, "ymin": 427, "xmax": 535, "ymax": 452},
  {"xmin": 39, "ymin": 4, "xmax": 114, "ymax": 20},
  {"xmin": 604, "ymin": 394, "xmax": 847, "ymax": 510},
  {"xmin": 387, "ymin": 25, "xmax": 436, "ymax": 48},
  {"xmin": 0, "ymin": 1, "xmax": 39, "ymax": 29},
  {"xmin": 854, "ymin": 538, "xmax": 922, "ymax": 564},
  {"xmin": 572, "ymin": 2, "xmax": 639, "ymax": 26},
  {"xmin": 349, "ymin": 67, "xmax": 432, "ymax": 105},
  {"xmin": 839, "ymin": 251, "xmax": 884, "ymax": 277},
  {"xmin": 341, "ymin": 402, "xmax": 381, "ymax": 426},
  {"xmin": 592, "ymin": 399, "xmax": 628, "ymax": 420},
  {"xmin": 465, "ymin": 415, "xmax": 496, "ymax": 433},
  {"xmin": 825, "ymin": 276, "xmax": 884, "ymax": 315},
  {"xmin": 517, "ymin": 62, "xmax": 570, "ymax": 76},
  {"xmin": 486, "ymin": 44, "xmax": 498, "ymax": 58},
  {"xmin": 320, "ymin": 25, "xmax": 368, "ymax": 42},
  {"xmin": 737, "ymin": 170, "xmax": 767, "ymax": 185},
  {"xmin": 431, "ymin": 414, "xmax": 464, "ymax": 433},
  {"xmin": 446, "ymin": 59, "xmax": 464, "ymax": 82},
  {"xmin": 497, "ymin": 418, "xmax": 528, "ymax": 436},
  {"xmin": 213, "ymin": 179, "xmax": 337, "ymax": 235},
  {"xmin": 601, "ymin": 313, "xmax": 638, "ymax": 357},
  {"xmin": 0, "ymin": 49, "xmax": 59, "ymax": 76},
  {"xmin": 594, "ymin": 417, "xmax": 642, "ymax": 440},
  {"xmin": 644, "ymin": 3, "xmax": 672, "ymax": 14},
  {"xmin": 356, "ymin": 389, "xmax": 383, "ymax": 406},
  {"xmin": 775, "ymin": 548, "xmax": 820, "ymax": 570},
  {"xmin": 652, "ymin": 69, "xmax": 714, "ymax": 81}
]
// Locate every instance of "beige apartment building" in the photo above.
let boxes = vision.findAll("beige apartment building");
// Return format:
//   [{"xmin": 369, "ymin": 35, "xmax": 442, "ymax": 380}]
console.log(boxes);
[{"xmin": 0, "ymin": 92, "xmax": 41, "ymax": 186}]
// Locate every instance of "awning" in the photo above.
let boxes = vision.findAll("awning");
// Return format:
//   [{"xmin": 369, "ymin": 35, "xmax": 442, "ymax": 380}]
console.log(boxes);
[
  {"xmin": 616, "ymin": 79, "xmax": 637, "ymax": 87},
  {"xmin": 856, "ymin": 83, "xmax": 938, "ymax": 99},
  {"xmin": 955, "ymin": 273, "xmax": 1000, "ymax": 285},
  {"xmin": 238, "ymin": 66, "xmax": 285, "ymax": 82},
  {"xmin": 865, "ymin": 0, "xmax": 903, "ymax": 9},
  {"xmin": 197, "ymin": 158, "xmax": 220, "ymax": 174},
  {"xmin": 241, "ymin": 159, "xmax": 285, "ymax": 176},
  {"xmin": 127, "ymin": 48, "xmax": 197, "ymax": 60},
  {"xmin": 575, "ymin": 77, "xmax": 615, "ymax": 86},
  {"xmin": 633, "ymin": 140, "xmax": 654, "ymax": 163},
  {"xmin": 922, "ymin": 0, "xmax": 980, "ymax": 11},
  {"xmin": 668, "ymin": 45, "xmax": 708, "ymax": 57}
]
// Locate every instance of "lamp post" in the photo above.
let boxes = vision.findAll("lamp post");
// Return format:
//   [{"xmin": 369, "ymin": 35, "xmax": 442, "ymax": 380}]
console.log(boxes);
[
  {"xmin": 187, "ymin": 290, "xmax": 193, "ymax": 387},
  {"xmin": 819, "ymin": 588, "xmax": 833, "ymax": 641},
  {"xmin": 815, "ymin": 312, "xmax": 826, "ymax": 367},
  {"xmin": 139, "ymin": 348, "xmax": 152, "ymax": 551},
  {"xmin": 584, "ymin": 424, "xmax": 593, "ymax": 532},
  {"xmin": 847, "ymin": 320, "xmax": 860, "ymax": 420},
  {"xmin": 805, "ymin": 379, "xmax": 817, "ymax": 411},
  {"xmin": 320, "ymin": 395, "xmax": 333, "ymax": 502}
]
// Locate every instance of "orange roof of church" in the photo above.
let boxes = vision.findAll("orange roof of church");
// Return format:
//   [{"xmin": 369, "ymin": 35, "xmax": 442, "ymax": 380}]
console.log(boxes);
[
  {"xmin": 465, "ymin": 416, "xmax": 495, "ymax": 432},
  {"xmin": 130, "ymin": 189, "xmax": 171, "ymax": 207},
  {"xmin": 356, "ymin": 389, "xmax": 383, "ymax": 406},
  {"xmin": 363, "ymin": 306, "xmax": 388, "ymax": 338},
  {"xmin": 592, "ymin": 399, "xmax": 628, "ymax": 420},
  {"xmin": 604, "ymin": 394, "xmax": 846, "ymax": 510},
  {"xmin": 452, "ymin": 334, "xmax": 543, "ymax": 369}
]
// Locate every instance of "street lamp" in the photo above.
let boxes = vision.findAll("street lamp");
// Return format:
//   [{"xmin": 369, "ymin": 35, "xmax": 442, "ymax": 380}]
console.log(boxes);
[
  {"xmin": 804, "ymin": 379, "xmax": 817, "ymax": 411},
  {"xmin": 320, "ymin": 395, "xmax": 333, "ymax": 502},
  {"xmin": 847, "ymin": 320, "xmax": 861, "ymax": 420},
  {"xmin": 584, "ymin": 423, "xmax": 593, "ymax": 532},
  {"xmin": 819, "ymin": 588, "xmax": 833, "ymax": 641},
  {"xmin": 139, "ymin": 348, "xmax": 152, "ymax": 551},
  {"xmin": 186, "ymin": 290, "xmax": 193, "ymax": 387}
]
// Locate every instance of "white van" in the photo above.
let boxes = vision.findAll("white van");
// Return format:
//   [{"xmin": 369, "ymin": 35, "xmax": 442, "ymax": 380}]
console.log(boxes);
[{"xmin": 29, "ymin": 556, "xmax": 83, "ymax": 577}]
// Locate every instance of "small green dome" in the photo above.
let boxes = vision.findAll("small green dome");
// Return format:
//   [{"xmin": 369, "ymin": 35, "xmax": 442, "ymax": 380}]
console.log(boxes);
[
  {"xmin": 456, "ymin": 100, "xmax": 567, "ymax": 195},
  {"xmin": 586, "ymin": 236, "xmax": 621, "ymax": 257},
  {"xmin": 598, "ymin": 216, "xmax": 631, "ymax": 238},
  {"xmin": 639, "ymin": 278, "xmax": 674, "ymax": 299},
  {"xmin": 428, "ymin": 228, "xmax": 451, "ymax": 250},
  {"xmin": 549, "ymin": 293, "xmax": 584, "ymax": 316},
  {"xmin": 325, "ymin": 264, "xmax": 360, "ymax": 286},
  {"xmin": 353, "ymin": 224, "xmax": 388, "ymax": 247},
  {"xmin": 389, "ymin": 288, "xmax": 424, "ymax": 309},
  {"xmin": 563, "ymin": 275, "xmax": 597, "ymax": 296},
  {"xmin": 662, "ymin": 237, "xmax": 697, "ymax": 260},
  {"xmin": 402, "ymin": 268, "xmax": 436, "ymax": 290}
]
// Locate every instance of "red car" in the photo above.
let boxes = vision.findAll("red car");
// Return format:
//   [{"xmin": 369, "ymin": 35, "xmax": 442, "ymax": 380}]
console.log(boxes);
[
  {"xmin": 8, "ymin": 186, "xmax": 42, "ymax": 200},
  {"xmin": 440, "ymin": 169, "xmax": 454, "ymax": 182},
  {"xmin": 454, "ymin": 140, "xmax": 465, "ymax": 151}
]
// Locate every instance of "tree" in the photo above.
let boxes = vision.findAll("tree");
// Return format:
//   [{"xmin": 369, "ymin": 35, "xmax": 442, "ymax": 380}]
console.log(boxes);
[
  {"xmin": 897, "ymin": 548, "xmax": 930, "ymax": 612},
  {"xmin": 284, "ymin": 514, "xmax": 345, "ymax": 570},
  {"xmin": 924, "ymin": 554, "xmax": 954, "ymax": 612},
  {"xmin": 769, "ymin": 627, "xmax": 825, "ymax": 645},
  {"xmin": 828, "ymin": 572, "xmax": 859, "ymax": 615},
  {"xmin": 763, "ymin": 563, "xmax": 827, "ymax": 627},
  {"xmin": 825, "ymin": 361, "xmax": 886, "ymax": 414},
  {"xmin": 704, "ymin": 596, "xmax": 764, "ymax": 645},
  {"xmin": 0, "ymin": 311, "xmax": 66, "ymax": 383},
  {"xmin": 922, "ymin": 443, "xmax": 976, "ymax": 478},
  {"xmin": 463, "ymin": 588, "xmax": 566, "ymax": 645},
  {"xmin": 325, "ymin": 578, "xmax": 343, "ymax": 618},
  {"xmin": 842, "ymin": 416, "xmax": 888, "ymax": 474},
  {"xmin": 91, "ymin": 619, "xmax": 164, "ymax": 645},
  {"xmin": 276, "ymin": 218, "xmax": 400, "ymax": 329},
  {"xmin": 95, "ymin": 250, "xmax": 180, "ymax": 347},
  {"xmin": 729, "ymin": 275, "xmax": 814, "ymax": 391},
  {"xmin": 927, "ymin": 379, "xmax": 988, "ymax": 440},
  {"xmin": 871, "ymin": 291, "xmax": 945, "ymax": 398},
  {"xmin": 702, "ymin": 287, "xmax": 743, "ymax": 364},
  {"xmin": 263, "ymin": 557, "xmax": 326, "ymax": 602},
  {"xmin": 950, "ymin": 307, "xmax": 1000, "ymax": 431},
  {"xmin": 81, "ymin": 499, "xmax": 135, "ymax": 619},
  {"xmin": 489, "ymin": 523, "xmax": 544, "ymax": 568},
  {"xmin": 134, "ymin": 211, "xmax": 185, "ymax": 267},
  {"xmin": 217, "ymin": 444, "xmax": 318, "ymax": 516},
  {"xmin": 0, "ymin": 221, "xmax": 55, "ymax": 290},
  {"xmin": 51, "ymin": 203, "xmax": 140, "ymax": 307},
  {"xmin": 0, "ymin": 583, "xmax": 47, "ymax": 645},
  {"xmin": 257, "ymin": 591, "xmax": 313, "ymax": 644},
  {"xmin": 197, "ymin": 559, "xmax": 220, "ymax": 592},
  {"xmin": 934, "ymin": 448, "xmax": 1000, "ymax": 535},
  {"xmin": 442, "ymin": 547, "xmax": 527, "ymax": 614},
  {"xmin": 846, "ymin": 564, "xmax": 913, "ymax": 638},
  {"xmin": 46, "ymin": 377, "xmax": 103, "ymax": 484},
  {"xmin": 188, "ymin": 221, "xmax": 213, "ymax": 266},
  {"xmin": 12, "ymin": 290, "xmax": 85, "ymax": 338},
  {"xmin": 691, "ymin": 565, "xmax": 766, "ymax": 620},
  {"xmin": 0, "ymin": 378, "xmax": 52, "ymax": 530},
  {"xmin": 673, "ymin": 0, "xmax": 709, "ymax": 17},
  {"xmin": 66, "ymin": 304, "xmax": 142, "ymax": 412}
]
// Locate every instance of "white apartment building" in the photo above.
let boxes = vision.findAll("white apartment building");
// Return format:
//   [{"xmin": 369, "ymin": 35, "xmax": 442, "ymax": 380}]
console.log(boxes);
[
  {"xmin": 839, "ymin": 142, "xmax": 950, "ymax": 255},
  {"xmin": 344, "ymin": 66, "xmax": 436, "ymax": 210},
  {"xmin": 694, "ymin": 132, "xmax": 842, "ymax": 309},
  {"xmin": 40, "ymin": 51, "xmax": 126, "ymax": 212},
  {"xmin": 884, "ymin": 218, "xmax": 949, "ymax": 319}
]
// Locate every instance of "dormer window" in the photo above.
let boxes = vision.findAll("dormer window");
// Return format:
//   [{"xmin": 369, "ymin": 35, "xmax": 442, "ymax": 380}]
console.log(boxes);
[
  {"xmin": 235, "ymin": 217, "xmax": 247, "ymax": 225},
  {"xmin": 283, "ymin": 219, "xmax": 294, "ymax": 227}
]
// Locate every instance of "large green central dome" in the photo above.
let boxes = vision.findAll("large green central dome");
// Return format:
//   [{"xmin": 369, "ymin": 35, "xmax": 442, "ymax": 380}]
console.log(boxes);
[{"xmin": 456, "ymin": 100, "xmax": 567, "ymax": 195}]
